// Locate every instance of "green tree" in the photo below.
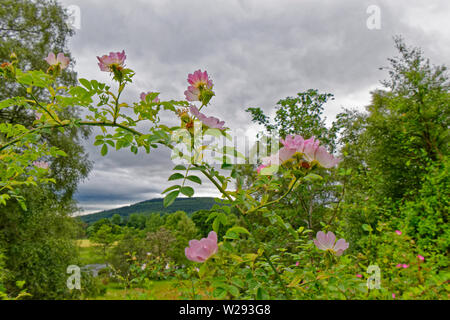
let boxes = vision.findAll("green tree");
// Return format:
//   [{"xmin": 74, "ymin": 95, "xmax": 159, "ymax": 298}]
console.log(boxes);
[
  {"xmin": 145, "ymin": 212, "xmax": 165, "ymax": 232},
  {"xmin": 0, "ymin": 0, "xmax": 93, "ymax": 298},
  {"xmin": 337, "ymin": 37, "xmax": 449, "ymax": 257},
  {"xmin": 164, "ymin": 211, "xmax": 198, "ymax": 263},
  {"xmin": 191, "ymin": 210, "xmax": 212, "ymax": 237},
  {"xmin": 91, "ymin": 224, "xmax": 116, "ymax": 259},
  {"xmin": 0, "ymin": 0, "xmax": 91, "ymax": 204},
  {"xmin": 111, "ymin": 213, "xmax": 122, "ymax": 226},
  {"xmin": 126, "ymin": 213, "xmax": 147, "ymax": 229},
  {"xmin": 247, "ymin": 89, "xmax": 337, "ymax": 150}
]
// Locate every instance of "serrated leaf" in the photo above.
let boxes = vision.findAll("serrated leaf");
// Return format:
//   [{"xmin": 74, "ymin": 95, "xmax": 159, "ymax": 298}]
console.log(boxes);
[
  {"xmin": 162, "ymin": 185, "xmax": 180, "ymax": 194},
  {"xmin": 164, "ymin": 190, "xmax": 179, "ymax": 207},
  {"xmin": 186, "ymin": 175, "xmax": 202, "ymax": 184},
  {"xmin": 101, "ymin": 144, "xmax": 108, "ymax": 156},
  {"xmin": 180, "ymin": 186, "xmax": 194, "ymax": 197},
  {"xmin": 79, "ymin": 78, "xmax": 92, "ymax": 90},
  {"xmin": 168, "ymin": 173, "xmax": 184, "ymax": 181},
  {"xmin": 226, "ymin": 226, "xmax": 250, "ymax": 237}
]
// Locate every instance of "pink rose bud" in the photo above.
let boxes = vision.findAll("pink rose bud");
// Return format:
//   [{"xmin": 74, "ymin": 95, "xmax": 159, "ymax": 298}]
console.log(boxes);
[
  {"xmin": 417, "ymin": 255, "xmax": 424, "ymax": 261},
  {"xmin": 395, "ymin": 230, "xmax": 402, "ymax": 236}
]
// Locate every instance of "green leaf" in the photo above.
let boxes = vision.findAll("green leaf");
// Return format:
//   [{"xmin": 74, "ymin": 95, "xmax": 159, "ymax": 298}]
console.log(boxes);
[
  {"xmin": 224, "ymin": 226, "xmax": 250, "ymax": 240},
  {"xmin": 162, "ymin": 185, "xmax": 180, "ymax": 194},
  {"xmin": 163, "ymin": 191, "xmax": 179, "ymax": 207},
  {"xmin": 173, "ymin": 165, "xmax": 187, "ymax": 170},
  {"xmin": 168, "ymin": 173, "xmax": 184, "ymax": 181},
  {"xmin": 186, "ymin": 175, "xmax": 202, "ymax": 184},
  {"xmin": 304, "ymin": 173, "xmax": 323, "ymax": 181},
  {"xmin": 180, "ymin": 186, "xmax": 194, "ymax": 197},
  {"xmin": 212, "ymin": 219, "xmax": 220, "ymax": 234},
  {"xmin": 101, "ymin": 144, "xmax": 108, "ymax": 156},
  {"xmin": 79, "ymin": 78, "xmax": 92, "ymax": 90}
]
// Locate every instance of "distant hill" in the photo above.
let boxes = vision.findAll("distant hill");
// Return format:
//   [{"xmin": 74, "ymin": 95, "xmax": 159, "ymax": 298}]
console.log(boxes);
[{"xmin": 77, "ymin": 197, "xmax": 217, "ymax": 224}]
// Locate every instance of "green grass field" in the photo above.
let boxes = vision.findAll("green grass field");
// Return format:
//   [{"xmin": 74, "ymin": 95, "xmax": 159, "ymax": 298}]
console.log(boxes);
[{"xmin": 76, "ymin": 239, "xmax": 106, "ymax": 265}]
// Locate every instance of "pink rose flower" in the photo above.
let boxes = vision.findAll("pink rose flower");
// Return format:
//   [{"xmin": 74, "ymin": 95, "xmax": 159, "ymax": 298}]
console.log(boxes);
[
  {"xmin": 97, "ymin": 50, "xmax": 126, "ymax": 72},
  {"xmin": 140, "ymin": 92, "xmax": 160, "ymax": 103},
  {"xmin": 303, "ymin": 137, "xmax": 340, "ymax": 168},
  {"xmin": 257, "ymin": 135, "xmax": 340, "ymax": 172},
  {"xmin": 313, "ymin": 231, "xmax": 349, "ymax": 256},
  {"xmin": 417, "ymin": 255, "xmax": 425, "ymax": 261},
  {"xmin": 392, "ymin": 293, "xmax": 396, "ymax": 299},
  {"xmin": 44, "ymin": 52, "xmax": 70, "ymax": 69},
  {"xmin": 395, "ymin": 230, "xmax": 402, "ymax": 236},
  {"xmin": 189, "ymin": 105, "xmax": 225, "ymax": 130},
  {"xmin": 302, "ymin": 137, "xmax": 320, "ymax": 157},
  {"xmin": 314, "ymin": 146, "xmax": 341, "ymax": 168},
  {"xmin": 259, "ymin": 145, "xmax": 297, "ymax": 169},
  {"xmin": 281, "ymin": 134, "xmax": 305, "ymax": 151},
  {"xmin": 278, "ymin": 147, "xmax": 296, "ymax": 162},
  {"xmin": 185, "ymin": 231, "xmax": 218, "ymax": 263},
  {"xmin": 356, "ymin": 274, "xmax": 362, "ymax": 278},
  {"xmin": 402, "ymin": 264, "xmax": 409, "ymax": 269},
  {"xmin": 295, "ymin": 261, "xmax": 300, "ymax": 267},
  {"xmin": 396, "ymin": 264, "xmax": 403, "ymax": 268},
  {"xmin": 184, "ymin": 70, "xmax": 214, "ymax": 101}
]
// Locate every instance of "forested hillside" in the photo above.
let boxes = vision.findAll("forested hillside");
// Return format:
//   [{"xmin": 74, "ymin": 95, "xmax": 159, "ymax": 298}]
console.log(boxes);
[{"xmin": 78, "ymin": 197, "xmax": 217, "ymax": 224}]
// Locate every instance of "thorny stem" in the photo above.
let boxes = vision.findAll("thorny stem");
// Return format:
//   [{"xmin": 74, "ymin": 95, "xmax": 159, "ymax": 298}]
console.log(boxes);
[{"xmin": 19, "ymin": 83, "xmax": 61, "ymax": 125}]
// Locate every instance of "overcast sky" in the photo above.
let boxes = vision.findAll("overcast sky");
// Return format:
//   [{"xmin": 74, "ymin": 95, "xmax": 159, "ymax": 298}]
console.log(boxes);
[{"xmin": 57, "ymin": 0, "xmax": 450, "ymax": 215}]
